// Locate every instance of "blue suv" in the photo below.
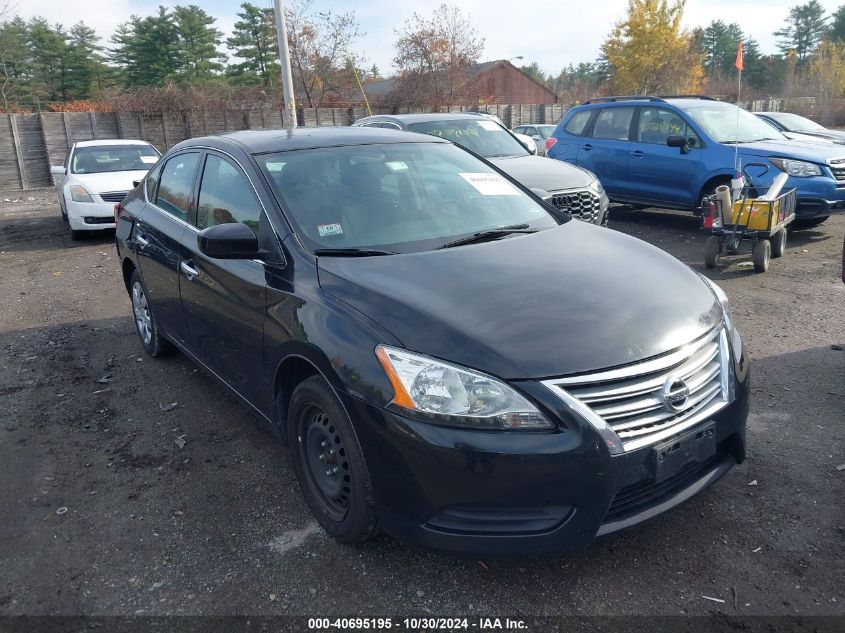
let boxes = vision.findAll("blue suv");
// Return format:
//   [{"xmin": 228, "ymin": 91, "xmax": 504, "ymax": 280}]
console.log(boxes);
[{"xmin": 547, "ymin": 96, "xmax": 845, "ymax": 226}]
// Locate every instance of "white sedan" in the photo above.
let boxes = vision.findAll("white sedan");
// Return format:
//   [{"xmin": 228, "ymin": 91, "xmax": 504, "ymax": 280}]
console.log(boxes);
[{"xmin": 51, "ymin": 140, "xmax": 160, "ymax": 239}]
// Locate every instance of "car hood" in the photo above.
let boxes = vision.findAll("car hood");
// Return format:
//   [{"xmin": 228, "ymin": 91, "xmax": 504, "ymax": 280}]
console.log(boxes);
[
  {"xmin": 69, "ymin": 170, "xmax": 150, "ymax": 194},
  {"xmin": 490, "ymin": 155, "xmax": 594, "ymax": 192},
  {"xmin": 796, "ymin": 129, "xmax": 845, "ymax": 144},
  {"xmin": 317, "ymin": 221, "xmax": 722, "ymax": 380},
  {"xmin": 737, "ymin": 139, "xmax": 845, "ymax": 163}
]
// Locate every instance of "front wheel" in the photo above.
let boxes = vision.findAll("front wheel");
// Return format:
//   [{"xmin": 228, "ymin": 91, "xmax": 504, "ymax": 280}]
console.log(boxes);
[
  {"xmin": 752, "ymin": 239, "xmax": 771, "ymax": 273},
  {"xmin": 288, "ymin": 375, "xmax": 378, "ymax": 543}
]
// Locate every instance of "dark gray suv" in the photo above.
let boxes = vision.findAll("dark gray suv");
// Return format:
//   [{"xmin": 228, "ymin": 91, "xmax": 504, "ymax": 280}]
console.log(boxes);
[{"xmin": 353, "ymin": 112, "xmax": 609, "ymax": 225}]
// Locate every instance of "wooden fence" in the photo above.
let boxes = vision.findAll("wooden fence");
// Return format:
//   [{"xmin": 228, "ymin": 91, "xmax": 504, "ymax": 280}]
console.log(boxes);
[{"xmin": 0, "ymin": 104, "xmax": 569, "ymax": 191}]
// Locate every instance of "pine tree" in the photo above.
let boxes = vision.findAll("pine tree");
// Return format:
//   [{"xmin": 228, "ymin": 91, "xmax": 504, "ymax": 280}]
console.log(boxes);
[
  {"xmin": 775, "ymin": 1, "xmax": 829, "ymax": 65},
  {"xmin": 173, "ymin": 5, "xmax": 225, "ymax": 81},
  {"xmin": 112, "ymin": 7, "xmax": 179, "ymax": 86},
  {"xmin": 226, "ymin": 2, "xmax": 278, "ymax": 86},
  {"xmin": 65, "ymin": 22, "xmax": 104, "ymax": 100}
]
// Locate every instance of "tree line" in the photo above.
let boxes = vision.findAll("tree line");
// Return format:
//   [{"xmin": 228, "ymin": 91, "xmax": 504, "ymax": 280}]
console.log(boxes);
[
  {"xmin": 529, "ymin": 0, "xmax": 845, "ymax": 103},
  {"xmin": 2, "ymin": 0, "xmax": 845, "ymax": 112}
]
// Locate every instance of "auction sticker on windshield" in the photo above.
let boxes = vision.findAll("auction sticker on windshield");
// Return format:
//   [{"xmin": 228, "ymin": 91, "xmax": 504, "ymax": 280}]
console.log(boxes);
[
  {"xmin": 459, "ymin": 172, "xmax": 520, "ymax": 196},
  {"xmin": 317, "ymin": 223, "xmax": 343, "ymax": 237}
]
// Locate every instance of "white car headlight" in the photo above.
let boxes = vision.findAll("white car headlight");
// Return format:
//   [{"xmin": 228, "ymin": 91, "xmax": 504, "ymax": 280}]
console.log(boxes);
[
  {"xmin": 702, "ymin": 277, "xmax": 742, "ymax": 361},
  {"xmin": 375, "ymin": 346, "xmax": 553, "ymax": 430},
  {"xmin": 70, "ymin": 185, "xmax": 94, "ymax": 203},
  {"xmin": 586, "ymin": 175, "xmax": 609, "ymax": 210},
  {"xmin": 770, "ymin": 158, "xmax": 821, "ymax": 177}
]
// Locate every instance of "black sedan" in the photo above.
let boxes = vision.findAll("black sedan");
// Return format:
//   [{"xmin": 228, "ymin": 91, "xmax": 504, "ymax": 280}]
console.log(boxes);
[
  {"xmin": 115, "ymin": 127, "xmax": 749, "ymax": 555},
  {"xmin": 756, "ymin": 111, "xmax": 845, "ymax": 144}
]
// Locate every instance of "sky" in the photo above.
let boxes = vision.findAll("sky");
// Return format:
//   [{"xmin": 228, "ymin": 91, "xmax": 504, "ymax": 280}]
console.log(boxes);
[{"xmin": 8, "ymin": 0, "xmax": 845, "ymax": 75}]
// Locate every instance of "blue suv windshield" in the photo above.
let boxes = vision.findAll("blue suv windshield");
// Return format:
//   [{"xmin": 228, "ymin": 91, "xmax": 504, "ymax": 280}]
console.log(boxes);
[{"xmin": 681, "ymin": 103, "xmax": 786, "ymax": 144}]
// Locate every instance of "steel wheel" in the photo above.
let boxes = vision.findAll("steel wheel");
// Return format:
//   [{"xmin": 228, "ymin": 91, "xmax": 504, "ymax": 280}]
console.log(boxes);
[
  {"xmin": 132, "ymin": 280, "xmax": 153, "ymax": 346},
  {"xmin": 298, "ymin": 404, "xmax": 352, "ymax": 521}
]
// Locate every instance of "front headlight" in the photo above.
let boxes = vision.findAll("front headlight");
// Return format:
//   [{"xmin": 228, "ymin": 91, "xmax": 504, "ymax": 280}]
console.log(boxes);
[
  {"xmin": 770, "ymin": 158, "xmax": 821, "ymax": 177},
  {"xmin": 701, "ymin": 277, "xmax": 742, "ymax": 361},
  {"xmin": 587, "ymin": 176, "xmax": 609, "ymax": 210},
  {"xmin": 69, "ymin": 185, "xmax": 94, "ymax": 203},
  {"xmin": 375, "ymin": 346, "xmax": 553, "ymax": 430}
]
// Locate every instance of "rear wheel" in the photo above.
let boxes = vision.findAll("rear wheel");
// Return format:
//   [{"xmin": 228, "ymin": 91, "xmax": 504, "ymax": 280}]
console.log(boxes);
[
  {"xmin": 752, "ymin": 239, "xmax": 771, "ymax": 273},
  {"xmin": 704, "ymin": 236, "xmax": 721, "ymax": 268},
  {"xmin": 288, "ymin": 375, "xmax": 378, "ymax": 543},
  {"xmin": 771, "ymin": 228, "xmax": 787, "ymax": 258},
  {"xmin": 129, "ymin": 270, "xmax": 173, "ymax": 356}
]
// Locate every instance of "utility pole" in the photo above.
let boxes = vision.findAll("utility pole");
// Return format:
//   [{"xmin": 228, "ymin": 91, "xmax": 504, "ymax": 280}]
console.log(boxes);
[{"xmin": 273, "ymin": 0, "xmax": 297, "ymax": 128}]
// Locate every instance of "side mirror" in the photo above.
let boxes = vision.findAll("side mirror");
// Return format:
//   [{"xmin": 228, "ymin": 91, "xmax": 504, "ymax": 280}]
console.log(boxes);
[
  {"xmin": 667, "ymin": 134, "xmax": 690, "ymax": 154},
  {"xmin": 50, "ymin": 165, "xmax": 66, "ymax": 175},
  {"xmin": 197, "ymin": 222, "xmax": 260, "ymax": 259}
]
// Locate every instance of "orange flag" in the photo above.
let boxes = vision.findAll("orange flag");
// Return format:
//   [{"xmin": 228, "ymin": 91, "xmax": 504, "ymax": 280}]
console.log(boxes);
[{"xmin": 735, "ymin": 40, "xmax": 744, "ymax": 71}]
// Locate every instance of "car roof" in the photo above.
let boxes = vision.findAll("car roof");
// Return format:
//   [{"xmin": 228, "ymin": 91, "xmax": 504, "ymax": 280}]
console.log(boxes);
[
  {"xmin": 172, "ymin": 126, "xmax": 447, "ymax": 154},
  {"xmin": 357, "ymin": 112, "xmax": 499, "ymax": 125},
  {"xmin": 75, "ymin": 139, "xmax": 153, "ymax": 148}
]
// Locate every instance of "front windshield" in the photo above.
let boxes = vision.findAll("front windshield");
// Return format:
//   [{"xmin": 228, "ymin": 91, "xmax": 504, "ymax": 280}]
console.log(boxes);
[
  {"xmin": 536, "ymin": 125, "xmax": 556, "ymax": 138},
  {"xmin": 407, "ymin": 119, "xmax": 530, "ymax": 158},
  {"xmin": 71, "ymin": 145, "xmax": 160, "ymax": 174},
  {"xmin": 258, "ymin": 142, "xmax": 559, "ymax": 254},
  {"xmin": 683, "ymin": 104, "xmax": 786, "ymax": 143},
  {"xmin": 771, "ymin": 113, "xmax": 825, "ymax": 132}
]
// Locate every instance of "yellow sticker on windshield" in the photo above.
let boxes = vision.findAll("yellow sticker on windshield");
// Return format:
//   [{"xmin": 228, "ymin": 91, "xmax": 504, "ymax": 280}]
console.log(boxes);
[{"xmin": 459, "ymin": 173, "xmax": 520, "ymax": 196}]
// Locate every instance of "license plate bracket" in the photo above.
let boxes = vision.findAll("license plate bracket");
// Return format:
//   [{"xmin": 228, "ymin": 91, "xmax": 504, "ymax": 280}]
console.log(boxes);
[{"xmin": 653, "ymin": 423, "xmax": 716, "ymax": 483}]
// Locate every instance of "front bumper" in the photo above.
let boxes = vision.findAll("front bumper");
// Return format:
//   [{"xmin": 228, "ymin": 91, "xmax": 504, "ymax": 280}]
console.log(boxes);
[
  {"xmin": 342, "ymin": 363, "xmax": 749, "ymax": 556},
  {"xmin": 66, "ymin": 199, "xmax": 117, "ymax": 231}
]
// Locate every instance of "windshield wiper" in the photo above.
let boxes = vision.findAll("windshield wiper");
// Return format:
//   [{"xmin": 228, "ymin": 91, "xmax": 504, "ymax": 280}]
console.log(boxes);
[
  {"xmin": 313, "ymin": 248, "xmax": 396, "ymax": 257},
  {"xmin": 438, "ymin": 224, "xmax": 536, "ymax": 249}
]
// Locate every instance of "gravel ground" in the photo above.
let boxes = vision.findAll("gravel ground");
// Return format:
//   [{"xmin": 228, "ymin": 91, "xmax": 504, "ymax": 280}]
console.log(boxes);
[{"xmin": 0, "ymin": 189, "xmax": 843, "ymax": 622}]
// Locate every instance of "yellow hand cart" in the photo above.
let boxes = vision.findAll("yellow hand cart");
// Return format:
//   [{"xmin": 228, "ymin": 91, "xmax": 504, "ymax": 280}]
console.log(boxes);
[{"xmin": 700, "ymin": 164, "xmax": 796, "ymax": 273}]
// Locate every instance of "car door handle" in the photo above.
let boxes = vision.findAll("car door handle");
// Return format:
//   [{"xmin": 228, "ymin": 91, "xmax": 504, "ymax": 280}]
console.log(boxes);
[
  {"xmin": 582, "ymin": 144, "xmax": 593, "ymax": 151},
  {"xmin": 631, "ymin": 150, "xmax": 645, "ymax": 158},
  {"xmin": 180, "ymin": 260, "xmax": 199, "ymax": 281},
  {"xmin": 136, "ymin": 234, "xmax": 149, "ymax": 247}
]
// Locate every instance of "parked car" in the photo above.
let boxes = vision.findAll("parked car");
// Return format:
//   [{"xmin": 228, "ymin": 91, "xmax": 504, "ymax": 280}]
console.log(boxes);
[
  {"xmin": 547, "ymin": 96, "xmax": 845, "ymax": 227},
  {"xmin": 116, "ymin": 126, "xmax": 749, "ymax": 555},
  {"xmin": 353, "ymin": 112, "xmax": 609, "ymax": 225},
  {"xmin": 51, "ymin": 140, "xmax": 161, "ymax": 239},
  {"xmin": 755, "ymin": 113, "xmax": 835, "ymax": 145},
  {"xmin": 513, "ymin": 124, "xmax": 557, "ymax": 155},
  {"xmin": 512, "ymin": 131, "xmax": 538, "ymax": 154},
  {"xmin": 755, "ymin": 111, "xmax": 845, "ymax": 145}
]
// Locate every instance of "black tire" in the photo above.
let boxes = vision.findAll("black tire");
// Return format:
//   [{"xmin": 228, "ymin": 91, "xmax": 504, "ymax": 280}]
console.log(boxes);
[
  {"xmin": 752, "ymin": 239, "xmax": 771, "ymax": 273},
  {"xmin": 771, "ymin": 228, "xmax": 787, "ymax": 258},
  {"xmin": 704, "ymin": 235, "xmax": 721, "ymax": 268},
  {"xmin": 699, "ymin": 179, "xmax": 732, "ymax": 211},
  {"xmin": 792, "ymin": 216, "xmax": 828, "ymax": 229},
  {"xmin": 129, "ymin": 269, "xmax": 173, "ymax": 356},
  {"xmin": 287, "ymin": 375, "xmax": 378, "ymax": 543}
]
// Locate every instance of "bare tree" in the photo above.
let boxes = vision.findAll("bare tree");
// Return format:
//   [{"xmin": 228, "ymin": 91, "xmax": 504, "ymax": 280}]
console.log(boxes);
[
  {"xmin": 285, "ymin": 0, "xmax": 365, "ymax": 107},
  {"xmin": 392, "ymin": 4, "xmax": 485, "ymax": 109}
]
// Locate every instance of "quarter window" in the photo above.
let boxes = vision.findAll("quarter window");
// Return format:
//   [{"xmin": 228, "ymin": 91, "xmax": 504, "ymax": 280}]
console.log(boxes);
[
  {"xmin": 155, "ymin": 153, "xmax": 200, "ymax": 221},
  {"xmin": 637, "ymin": 108, "xmax": 700, "ymax": 146},
  {"xmin": 563, "ymin": 110, "xmax": 593, "ymax": 136},
  {"xmin": 196, "ymin": 155, "xmax": 261, "ymax": 235},
  {"xmin": 145, "ymin": 164, "xmax": 162, "ymax": 201},
  {"xmin": 591, "ymin": 108, "xmax": 634, "ymax": 140}
]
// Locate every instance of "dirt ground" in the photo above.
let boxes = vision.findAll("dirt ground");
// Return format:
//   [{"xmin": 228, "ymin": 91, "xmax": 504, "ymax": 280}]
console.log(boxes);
[{"xmin": 0, "ymin": 188, "xmax": 843, "ymax": 621}]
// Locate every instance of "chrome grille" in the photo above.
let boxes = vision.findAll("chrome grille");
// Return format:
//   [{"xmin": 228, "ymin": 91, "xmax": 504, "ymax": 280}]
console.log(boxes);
[
  {"xmin": 549, "ymin": 189, "xmax": 601, "ymax": 224},
  {"xmin": 828, "ymin": 159, "xmax": 845, "ymax": 182},
  {"xmin": 99, "ymin": 191, "xmax": 129, "ymax": 203},
  {"xmin": 542, "ymin": 327, "xmax": 730, "ymax": 453}
]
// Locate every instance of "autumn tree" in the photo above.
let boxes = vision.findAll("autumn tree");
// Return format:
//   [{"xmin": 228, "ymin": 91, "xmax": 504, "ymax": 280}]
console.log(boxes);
[
  {"xmin": 774, "ymin": 1, "xmax": 828, "ymax": 66},
  {"xmin": 392, "ymin": 4, "xmax": 485, "ymax": 108},
  {"xmin": 809, "ymin": 39, "xmax": 845, "ymax": 99},
  {"xmin": 601, "ymin": 0, "xmax": 703, "ymax": 95},
  {"xmin": 226, "ymin": 2, "xmax": 278, "ymax": 86},
  {"xmin": 285, "ymin": 0, "xmax": 365, "ymax": 107}
]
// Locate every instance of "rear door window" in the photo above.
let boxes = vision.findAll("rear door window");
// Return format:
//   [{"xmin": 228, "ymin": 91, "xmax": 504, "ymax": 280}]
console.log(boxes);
[
  {"xmin": 590, "ymin": 108, "xmax": 634, "ymax": 140},
  {"xmin": 155, "ymin": 152, "xmax": 200, "ymax": 222}
]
